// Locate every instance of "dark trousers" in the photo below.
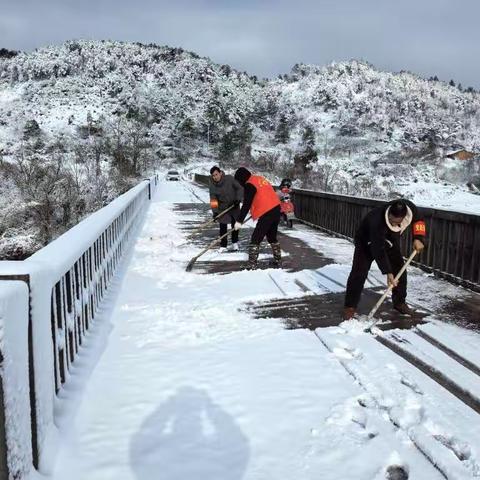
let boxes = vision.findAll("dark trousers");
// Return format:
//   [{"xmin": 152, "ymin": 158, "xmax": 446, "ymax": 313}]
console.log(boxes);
[
  {"xmin": 251, "ymin": 206, "xmax": 281, "ymax": 245},
  {"xmin": 219, "ymin": 219, "xmax": 239, "ymax": 247},
  {"xmin": 344, "ymin": 244, "xmax": 407, "ymax": 308}
]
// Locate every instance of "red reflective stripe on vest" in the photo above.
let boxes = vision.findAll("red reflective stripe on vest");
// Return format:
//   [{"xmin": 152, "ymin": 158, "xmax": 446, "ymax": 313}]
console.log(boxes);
[
  {"xmin": 413, "ymin": 220, "xmax": 426, "ymax": 236},
  {"xmin": 247, "ymin": 175, "xmax": 280, "ymax": 219}
]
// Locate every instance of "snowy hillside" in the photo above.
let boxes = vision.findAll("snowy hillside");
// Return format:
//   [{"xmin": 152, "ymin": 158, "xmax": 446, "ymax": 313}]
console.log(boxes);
[
  {"xmin": 0, "ymin": 40, "xmax": 260, "ymax": 157},
  {"xmin": 0, "ymin": 40, "xmax": 479, "ymax": 258},
  {"xmin": 266, "ymin": 62, "xmax": 480, "ymax": 211}
]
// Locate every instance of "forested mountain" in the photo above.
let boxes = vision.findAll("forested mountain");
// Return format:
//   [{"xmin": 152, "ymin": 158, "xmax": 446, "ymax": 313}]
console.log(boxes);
[{"xmin": 1, "ymin": 40, "xmax": 479, "ymax": 258}]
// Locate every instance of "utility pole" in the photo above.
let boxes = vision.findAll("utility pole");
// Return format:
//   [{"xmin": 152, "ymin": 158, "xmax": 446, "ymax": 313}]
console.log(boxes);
[{"xmin": 207, "ymin": 123, "xmax": 210, "ymax": 154}]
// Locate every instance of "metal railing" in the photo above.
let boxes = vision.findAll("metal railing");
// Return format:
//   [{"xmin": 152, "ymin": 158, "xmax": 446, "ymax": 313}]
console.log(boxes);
[
  {"xmin": 0, "ymin": 176, "xmax": 158, "ymax": 480},
  {"xmin": 49, "ymin": 190, "xmax": 145, "ymax": 393},
  {"xmin": 292, "ymin": 189, "xmax": 480, "ymax": 292},
  {"xmin": 194, "ymin": 173, "xmax": 210, "ymax": 186}
]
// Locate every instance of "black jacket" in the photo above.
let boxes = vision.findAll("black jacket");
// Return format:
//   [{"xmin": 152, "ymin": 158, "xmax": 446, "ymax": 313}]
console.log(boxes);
[
  {"xmin": 237, "ymin": 183, "xmax": 256, "ymax": 223},
  {"xmin": 354, "ymin": 199, "xmax": 426, "ymax": 274}
]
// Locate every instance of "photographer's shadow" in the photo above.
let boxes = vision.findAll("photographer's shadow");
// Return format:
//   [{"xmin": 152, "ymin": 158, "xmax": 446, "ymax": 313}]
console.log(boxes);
[{"xmin": 130, "ymin": 386, "xmax": 250, "ymax": 480}]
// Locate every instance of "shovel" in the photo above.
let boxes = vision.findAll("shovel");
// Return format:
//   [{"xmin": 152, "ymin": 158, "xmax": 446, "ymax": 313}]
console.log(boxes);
[
  {"xmin": 186, "ymin": 204, "xmax": 236, "ymax": 240},
  {"xmin": 148, "ymin": 204, "xmax": 236, "ymax": 244},
  {"xmin": 186, "ymin": 216, "xmax": 252, "ymax": 272},
  {"xmin": 364, "ymin": 250, "xmax": 417, "ymax": 333}
]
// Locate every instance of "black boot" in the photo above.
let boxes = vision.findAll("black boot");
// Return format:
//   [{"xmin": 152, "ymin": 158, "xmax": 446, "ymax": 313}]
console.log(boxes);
[
  {"xmin": 269, "ymin": 242, "xmax": 282, "ymax": 268},
  {"xmin": 246, "ymin": 244, "xmax": 260, "ymax": 270}
]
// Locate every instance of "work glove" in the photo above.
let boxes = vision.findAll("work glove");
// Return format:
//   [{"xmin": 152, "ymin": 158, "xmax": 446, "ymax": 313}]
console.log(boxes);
[
  {"xmin": 233, "ymin": 200, "xmax": 241, "ymax": 208},
  {"xmin": 212, "ymin": 212, "xmax": 218, "ymax": 219},
  {"xmin": 234, "ymin": 221, "xmax": 242, "ymax": 231},
  {"xmin": 413, "ymin": 239, "xmax": 425, "ymax": 252}
]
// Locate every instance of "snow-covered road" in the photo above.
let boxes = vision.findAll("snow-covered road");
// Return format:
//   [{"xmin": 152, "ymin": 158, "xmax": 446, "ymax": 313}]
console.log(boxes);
[{"xmin": 43, "ymin": 180, "xmax": 480, "ymax": 480}]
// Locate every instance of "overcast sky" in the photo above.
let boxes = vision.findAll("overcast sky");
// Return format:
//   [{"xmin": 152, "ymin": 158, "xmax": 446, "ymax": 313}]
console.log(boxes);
[{"xmin": 2, "ymin": 0, "xmax": 480, "ymax": 87}]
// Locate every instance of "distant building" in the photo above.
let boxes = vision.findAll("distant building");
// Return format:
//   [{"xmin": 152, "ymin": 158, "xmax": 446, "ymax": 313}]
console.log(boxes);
[{"xmin": 445, "ymin": 149, "xmax": 476, "ymax": 160}]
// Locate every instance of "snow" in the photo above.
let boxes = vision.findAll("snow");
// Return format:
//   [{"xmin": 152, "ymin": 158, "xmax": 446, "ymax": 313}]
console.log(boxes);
[
  {"xmin": 26, "ymin": 179, "xmax": 153, "ymax": 465},
  {"xmin": 2, "ymin": 178, "xmax": 478, "ymax": 479},
  {"xmin": 289, "ymin": 221, "xmax": 479, "ymax": 320},
  {"xmin": 0, "ymin": 281, "xmax": 32, "ymax": 479},
  {"xmin": 418, "ymin": 321, "xmax": 480, "ymax": 368},
  {"xmin": 2, "ymin": 41, "xmax": 480, "ymax": 257},
  {"xmin": 36, "ymin": 180, "xmax": 478, "ymax": 480},
  {"xmin": 1, "ymin": 38, "xmax": 480, "ymax": 478},
  {"xmin": 2, "ymin": 45, "xmax": 480, "ymax": 181},
  {"xmin": 381, "ymin": 328, "xmax": 480, "ymax": 401},
  {"xmin": 317, "ymin": 325, "xmax": 480, "ymax": 478},
  {"xmin": 0, "ymin": 176, "xmax": 157, "ymax": 480},
  {"xmin": 395, "ymin": 180, "xmax": 480, "ymax": 216},
  {"xmin": 27, "ymin": 181, "xmax": 150, "ymax": 280}
]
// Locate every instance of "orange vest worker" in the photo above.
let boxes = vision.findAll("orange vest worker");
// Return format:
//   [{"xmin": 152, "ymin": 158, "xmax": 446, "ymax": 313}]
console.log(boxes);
[{"xmin": 246, "ymin": 175, "xmax": 281, "ymax": 220}]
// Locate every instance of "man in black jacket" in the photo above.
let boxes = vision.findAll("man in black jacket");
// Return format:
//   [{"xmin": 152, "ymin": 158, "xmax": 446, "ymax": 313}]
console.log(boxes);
[{"xmin": 343, "ymin": 199, "xmax": 426, "ymax": 320}]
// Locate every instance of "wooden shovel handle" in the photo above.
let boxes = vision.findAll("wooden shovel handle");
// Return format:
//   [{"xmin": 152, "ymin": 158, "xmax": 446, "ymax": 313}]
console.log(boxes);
[{"xmin": 365, "ymin": 250, "xmax": 418, "ymax": 329}]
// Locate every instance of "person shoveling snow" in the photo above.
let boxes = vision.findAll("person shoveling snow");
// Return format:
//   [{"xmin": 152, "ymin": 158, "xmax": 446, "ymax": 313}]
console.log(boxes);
[
  {"xmin": 343, "ymin": 199, "xmax": 426, "ymax": 321},
  {"xmin": 209, "ymin": 166, "xmax": 244, "ymax": 253},
  {"xmin": 233, "ymin": 167, "xmax": 283, "ymax": 270}
]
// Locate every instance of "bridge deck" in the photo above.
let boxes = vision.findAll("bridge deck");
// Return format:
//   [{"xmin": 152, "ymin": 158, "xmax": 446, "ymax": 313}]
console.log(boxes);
[{"xmin": 49, "ymin": 180, "xmax": 480, "ymax": 480}]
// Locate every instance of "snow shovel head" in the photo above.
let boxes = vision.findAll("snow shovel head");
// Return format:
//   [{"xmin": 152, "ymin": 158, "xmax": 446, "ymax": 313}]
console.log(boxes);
[
  {"xmin": 363, "ymin": 323, "xmax": 377, "ymax": 334},
  {"xmin": 363, "ymin": 249, "xmax": 417, "ymax": 333},
  {"xmin": 185, "ymin": 257, "xmax": 197, "ymax": 272},
  {"xmin": 185, "ymin": 215, "xmax": 251, "ymax": 273}
]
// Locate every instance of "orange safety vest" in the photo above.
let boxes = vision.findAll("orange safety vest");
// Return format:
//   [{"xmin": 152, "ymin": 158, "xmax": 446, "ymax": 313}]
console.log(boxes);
[{"xmin": 247, "ymin": 175, "xmax": 281, "ymax": 220}]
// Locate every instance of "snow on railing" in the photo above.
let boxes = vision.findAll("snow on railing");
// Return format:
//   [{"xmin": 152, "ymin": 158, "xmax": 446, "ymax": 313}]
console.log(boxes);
[
  {"xmin": 0, "ymin": 175, "xmax": 158, "ymax": 480},
  {"xmin": 0, "ymin": 282, "xmax": 31, "ymax": 480}
]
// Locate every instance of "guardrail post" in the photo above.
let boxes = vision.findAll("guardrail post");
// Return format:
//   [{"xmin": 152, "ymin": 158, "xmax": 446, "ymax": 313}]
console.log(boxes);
[{"xmin": 0, "ymin": 280, "xmax": 32, "ymax": 480}]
